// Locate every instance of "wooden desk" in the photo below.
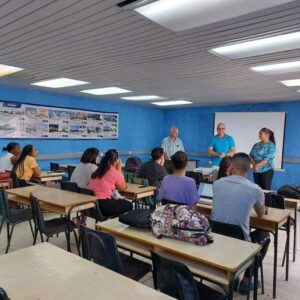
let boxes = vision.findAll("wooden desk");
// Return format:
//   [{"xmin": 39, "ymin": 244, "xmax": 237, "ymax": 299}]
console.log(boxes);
[
  {"xmin": 32, "ymin": 171, "xmax": 65, "ymax": 183},
  {"xmin": 197, "ymin": 203, "xmax": 291, "ymax": 299},
  {"xmin": 120, "ymin": 183, "xmax": 157, "ymax": 207},
  {"xmin": 7, "ymin": 185, "xmax": 98, "ymax": 215},
  {"xmin": 0, "ymin": 243, "xmax": 172, "ymax": 300},
  {"xmin": 263, "ymin": 189, "xmax": 300, "ymax": 262},
  {"xmin": 97, "ymin": 218, "xmax": 261, "ymax": 300}
]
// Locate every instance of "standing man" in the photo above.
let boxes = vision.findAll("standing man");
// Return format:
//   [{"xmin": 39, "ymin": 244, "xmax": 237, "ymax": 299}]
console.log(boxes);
[
  {"xmin": 208, "ymin": 123, "xmax": 235, "ymax": 166},
  {"xmin": 161, "ymin": 126, "xmax": 185, "ymax": 159}
]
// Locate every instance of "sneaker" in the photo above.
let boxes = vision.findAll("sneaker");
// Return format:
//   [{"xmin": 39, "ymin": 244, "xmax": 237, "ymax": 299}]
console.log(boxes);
[
  {"xmin": 233, "ymin": 278, "xmax": 240, "ymax": 291},
  {"xmin": 238, "ymin": 279, "xmax": 261, "ymax": 295}
]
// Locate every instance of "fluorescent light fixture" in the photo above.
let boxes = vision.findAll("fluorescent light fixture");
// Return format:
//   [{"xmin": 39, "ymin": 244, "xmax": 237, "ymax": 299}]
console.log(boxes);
[
  {"xmin": 152, "ymin": 100, "xmax": 192, "ymax": 106},
  {"xmin": 0, "ymin": 64, "xmax": 23, "ymax": 77},
  {"xmin": 121, "ymin": 95, "xmax": 167, "ymax": 101},
  {"xmin": 298, "ymin": 90, "xmax": 300, "ymax": 93},
  {"xmin": 80, "ymin": 87, "xmax": 131, "ymax": 95},
  {"xmin": 31, "ymin": 78, "xmax": 89, "ymax": 88},
  {"xmin": 251, "ymin": 60, "xmax": 300, "ymax": 75},
  {"xmin": 135, "ymin": 0, "xmax": 293, "ymax": 32},
  {"xmin": 210, "ymin": 31, "xmax": 300, "ymax": 59},
  {"xmin": 280, "ymin": 79, "xmax": 300, "ymax": 87}
]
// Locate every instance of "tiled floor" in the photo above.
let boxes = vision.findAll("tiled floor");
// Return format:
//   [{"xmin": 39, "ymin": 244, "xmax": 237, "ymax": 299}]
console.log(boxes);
[{"xmin": 1, "ymin": 212, "xmax": 300, "ymax": 299}]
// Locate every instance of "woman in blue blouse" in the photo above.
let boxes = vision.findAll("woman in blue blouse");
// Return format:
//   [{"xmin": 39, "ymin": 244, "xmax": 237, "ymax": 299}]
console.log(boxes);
[{"xmin": 250, "ymin": 128, "xmax": 276, "ymax": 190}]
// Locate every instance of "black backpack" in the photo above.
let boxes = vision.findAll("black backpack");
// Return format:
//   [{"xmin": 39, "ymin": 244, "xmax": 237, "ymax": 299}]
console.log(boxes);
[
  {"xmin": 277, "ymin": 185, "xmax": 300, "ymax": 199},
  {"xmin": 124, "ymin": 156, "xmax": 142, "ymax": 174}
]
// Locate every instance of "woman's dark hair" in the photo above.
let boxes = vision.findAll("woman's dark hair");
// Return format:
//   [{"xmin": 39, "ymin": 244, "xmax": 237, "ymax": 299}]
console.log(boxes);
[
  {"xmin": 171, "ymin": 151, "xmax": 188, "ymax": 170},
  {"xmin": 151, "ymin": 147, "xmax": 164, "ymax": 161},
  {"xmin": 217, "ymin": 156, "xmax": 232, "ymax": 179},
  {"xmin": 80, "ymin": 147, "xmax": 99, "ymax": 164},
  {"xmin": 260, "ymin": 128, "xmax": 276, "ymax": 145},
  {"xmin": 2, "ymin": 142, "xmax": 19, "ymax": 153},
  {"xmin": 91, "ymin": 149, "xmax": 119, "ymax": 179},
  {"xmin": 13, "ymin": 144, "xmax": 34, "ymax": 177}
]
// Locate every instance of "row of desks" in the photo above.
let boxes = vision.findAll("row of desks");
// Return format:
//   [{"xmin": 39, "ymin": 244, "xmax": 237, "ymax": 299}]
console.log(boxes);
[
  {"xmin": 6, "ymin": 184, "xmax": 299, "ymax": 299},
  {"xmin": 0, "ymin": 243, "xmax": 172, "ymax": 300}
]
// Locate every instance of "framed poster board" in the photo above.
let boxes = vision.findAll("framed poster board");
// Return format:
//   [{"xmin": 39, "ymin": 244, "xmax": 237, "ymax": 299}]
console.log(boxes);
[{"xmin": 0, "ymin": 101, "xmax": 118, "ymax": 139}]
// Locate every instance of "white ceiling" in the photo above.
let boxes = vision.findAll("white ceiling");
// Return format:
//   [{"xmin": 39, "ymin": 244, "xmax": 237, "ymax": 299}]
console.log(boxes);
[{"xmin": 0, "ymin": 0, "xmax": 300, "ymax": 108}]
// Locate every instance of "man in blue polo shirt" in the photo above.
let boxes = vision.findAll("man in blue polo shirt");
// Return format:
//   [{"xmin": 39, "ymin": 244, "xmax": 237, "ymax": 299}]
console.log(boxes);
[{"xmin": 208, "ymin": 123, "xmax": 235, "ymax": 166}]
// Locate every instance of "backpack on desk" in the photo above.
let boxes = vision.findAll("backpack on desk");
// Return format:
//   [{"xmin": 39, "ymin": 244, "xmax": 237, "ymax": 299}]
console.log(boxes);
[
  {"xmin": 150, "ymin": 204, "xmax": 213, "ymax": 245},
  {"xmin": 277, "ymin": 185, "xmax": 300, "ymax": 199}
]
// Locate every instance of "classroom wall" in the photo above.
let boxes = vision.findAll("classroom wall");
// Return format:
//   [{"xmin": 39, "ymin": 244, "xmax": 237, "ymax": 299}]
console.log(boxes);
[
  {"xmin": 164, "ymin": 101, "xmax": 300, "ymax": 189},
  {"xmin": 0, "ymin": 85, "xmax": 164, "ymax": 169}
]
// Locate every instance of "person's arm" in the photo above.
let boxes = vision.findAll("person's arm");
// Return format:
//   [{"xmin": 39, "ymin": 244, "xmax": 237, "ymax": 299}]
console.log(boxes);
[
  {"xmin": 114, "ymin": 164, "xmax": 128, "ymax": 191},
  {"xmin": 32, "ymin": 166, "xmax": 41, "ymax": 177},
  {"xmin": 29, "ymin": 157, "xmax": 41, "ymax": 177},
  {"xmin": 254, "ymin": 190, "xmax": 265, "ymax": 217},
  {"xmin": 10, "ymin": 156, "xmax": 18, "ymax": 165},
  {"xmin": 161, "ymin": 138, "xmax": 169, "ymax": 160},
  {"xmin": 208, "ymin": 147, "xmax": 225, "ymax": 158},
  {"xmin": 227, "ymin": 137, "xmax": 236, "ymax": 156}
]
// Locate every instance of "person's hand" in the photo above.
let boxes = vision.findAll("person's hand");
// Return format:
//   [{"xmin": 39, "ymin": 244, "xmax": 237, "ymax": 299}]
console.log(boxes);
[
  {"xmin": 115, "ymin": 158, "xmax": 122, "ymax": 171},
  {"xmin": 219, "ymin": 152, "xmax": 226, "ymax": 158},
  {"xmin": 253, "ymin": 165, "xmax": 259, "ymax": 172}
]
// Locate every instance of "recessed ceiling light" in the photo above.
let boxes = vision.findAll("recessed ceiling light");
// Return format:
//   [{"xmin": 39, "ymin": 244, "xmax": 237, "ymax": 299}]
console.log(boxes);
[
  {"xmin": 121, "ymin": 95, "xmax": 167, "ymax": 101},
  {"xmin": 135, "ymin": 0, "xmax": 293, "ymax": 32},
  {"xmin": 152, "ymin": 100, "xmax": 192, "ymax": 106},
  {"xmin": 80, "ymin": 87, "xmax": 131, "ymax": 95},
  {"xmin": 31, "ymin": 78, "xmax": 89, "ymax": 88},
  {"xmin": 210, "ymin": 31, "xmax": 300, "ymax": 59},
  {"xmin": 251, "ymin": 60, "xmax": 300, "ymax": 75},
  {"xmin": 297, "ymin": 90, "xmax": 300, "ymax": 93},
  {"xmin": 0, "ymin": 64, "xmax": 23, "ymax": 77},
  {"xmin": 280, "ymin": 79, "xmax": 300, "ymax": 87}
]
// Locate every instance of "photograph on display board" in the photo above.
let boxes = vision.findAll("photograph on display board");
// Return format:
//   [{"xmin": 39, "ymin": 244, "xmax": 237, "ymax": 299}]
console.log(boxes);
[{"xmin": 0, "ymin": 100, "xmax": 118, "ymax": 139}]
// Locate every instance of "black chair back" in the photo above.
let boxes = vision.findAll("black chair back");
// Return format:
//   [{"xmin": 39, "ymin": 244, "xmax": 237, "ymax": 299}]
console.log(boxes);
[
  {"xmin": 0, "ymin": 287, "xmax": 8, "ymax": 300},
  {"xmin": 29, "ymin": 194, "xmax": 47, "ymax": 233},
  {"xmin": 186, "ymin": 171, "xmax": 203, "ymax": 187},
  {"xmin": 50, "ymin": 162, "xmax": 60, "ymax": 172},
  {"xmin": 80, "ymin": 188, "xmax": 95, "ymax": 196},
  {"xmin": 151, "ymin": 250, "xmax": 200, "ymax": 300},
  {"xmin": 80, "ymin": 225, "xmax": 124, "ymax": 274},
  {"xmin": 265, "ymin": 192, "xmax": 285, "ymax": 209},
  {"xmin": 61, "ymin": 181, "xmax": 79, "ymax": 193},
  {"xmin": 0, "ymin": 189, "xmax": 13, "ymax": 222},
  {"xmin": 210, "ymin": 219, "xmax": 245, "ymax": 240},
  {"xmin": 67, "ymin": 165, "xmax": 76, "ymax": 181}
]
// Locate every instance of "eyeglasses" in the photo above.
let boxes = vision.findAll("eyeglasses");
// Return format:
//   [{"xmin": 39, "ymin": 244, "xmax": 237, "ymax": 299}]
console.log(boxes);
[{"xmin": 217, "ymin": 128, "xmax": 225, "ymax": 130}]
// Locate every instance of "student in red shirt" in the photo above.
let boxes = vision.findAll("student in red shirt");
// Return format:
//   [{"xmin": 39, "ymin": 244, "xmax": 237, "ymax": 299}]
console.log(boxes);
[{"xmin": 89, "ymin": 149, "xmax": 132, "ymax": 217}]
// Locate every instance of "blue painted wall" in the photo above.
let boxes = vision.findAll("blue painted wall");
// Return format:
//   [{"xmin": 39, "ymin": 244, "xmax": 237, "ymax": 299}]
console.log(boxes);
[
  {"xmin": 0, "ymin": 85, "xmax": 164, "ymax": 169},
  {"xmin": 164, "ymin": 101, "xmax": 300, "ymax": 189}
]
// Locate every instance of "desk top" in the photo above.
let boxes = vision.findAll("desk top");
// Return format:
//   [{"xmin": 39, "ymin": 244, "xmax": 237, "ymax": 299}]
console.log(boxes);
[
  {"xmin": 7, "ymin": 185, "xmax": 97, "ymax": 208},
  {"xmin": 38, "ymin": 171, "xmax": 65, "ymax": 178},
  {"xmin": 0, "ymin": 243, "xmax": 172, "ymax": 300},
  {"xmin": 124, "ymin": 183, "xmax": 157, "ymax": 194},
  {"xmin": 197, "ymin": 203, "xmax": 291, "ymax": 226},
  {"xmin": 97, "ymin": 218, "xmax": 260, "ymax": 273}
]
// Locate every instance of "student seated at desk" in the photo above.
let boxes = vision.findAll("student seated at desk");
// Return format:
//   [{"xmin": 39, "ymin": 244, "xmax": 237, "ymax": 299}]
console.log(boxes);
[
  {"xmin": 71, "ymin": 147, "xmax": 99, "ymax": 188},
  {"xmin": 14, "ymin": 144, "xmax": 41, "ymax": 180},
  {"xmin": 211, "ymin": 153, "xmax": 270, "ymax": 294},
  {"xmin": 158, "ymin": 151, "xmax": 198, "ymax": 206},
  {"xmin": 217, "ymin": 156, "xmax": 232, "ymax": 179},
  {"xmin": 0, "ymin": 142, "xmax": 21, "ymax": 172},
  {"xmin": 88, "ymin": 149, "xmax": 132, "ymax": 217},
  {"xmin": 137, "ymin": 147, "xmax": 167, "ymax": 188}
]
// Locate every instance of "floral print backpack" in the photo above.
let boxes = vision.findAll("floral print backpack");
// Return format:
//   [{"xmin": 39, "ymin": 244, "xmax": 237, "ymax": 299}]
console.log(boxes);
[{"xmin": 150, "ymin": 204, "xmax": 213, "ymax": 245}]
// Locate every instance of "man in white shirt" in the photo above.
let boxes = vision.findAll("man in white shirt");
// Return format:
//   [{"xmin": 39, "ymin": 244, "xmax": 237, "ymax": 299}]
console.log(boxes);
[{"xmin": 161, "ymin": 126, "xmax": 185, "ymax": 159}]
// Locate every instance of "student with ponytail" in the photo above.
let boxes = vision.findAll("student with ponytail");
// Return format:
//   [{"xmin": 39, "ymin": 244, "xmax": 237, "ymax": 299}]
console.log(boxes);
[
  {"xmin": 250, "ymin": 128, "xmax": 276, "ymax": 189},
  {"xmin": 88, "ymin": 149, "xmax": 132, "ymax": 217},
  {"xmin": 13, "ymin": 144, "xmax": 41, "ymax": 180},
  {"xmin": 0, "ymin": 142, "xmax": 21, "ymax": 172}
]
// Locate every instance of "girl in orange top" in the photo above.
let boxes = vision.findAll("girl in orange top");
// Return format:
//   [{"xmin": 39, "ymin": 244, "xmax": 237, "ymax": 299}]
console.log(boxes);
[{"xmin": 14, "ymin": 145, "xmax": 41, "ymax": 180}]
